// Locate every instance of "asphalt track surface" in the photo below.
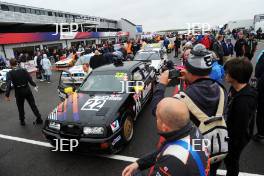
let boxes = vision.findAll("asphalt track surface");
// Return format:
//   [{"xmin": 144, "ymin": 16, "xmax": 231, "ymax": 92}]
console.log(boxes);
[{"xmin": 0, "ymin": 44, "xmax": 264, "ymax": 176}]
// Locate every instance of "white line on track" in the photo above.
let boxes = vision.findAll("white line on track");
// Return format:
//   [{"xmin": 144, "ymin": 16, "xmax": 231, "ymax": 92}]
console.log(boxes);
[{"xmin": 0, "ymin": 133, "xmax": 263, "ymax": 176}]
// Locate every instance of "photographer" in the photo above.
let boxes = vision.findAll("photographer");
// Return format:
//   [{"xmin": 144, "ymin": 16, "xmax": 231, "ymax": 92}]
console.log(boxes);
[{"xmin": 152, "ymin": 44, "xmax": 227, "ymax": 176}]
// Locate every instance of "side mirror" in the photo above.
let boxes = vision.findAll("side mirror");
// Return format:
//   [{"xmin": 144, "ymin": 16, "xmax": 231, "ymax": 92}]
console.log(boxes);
[{"xmin": 133, "ymin": 72, "xmax": 143, "ymax": 81}]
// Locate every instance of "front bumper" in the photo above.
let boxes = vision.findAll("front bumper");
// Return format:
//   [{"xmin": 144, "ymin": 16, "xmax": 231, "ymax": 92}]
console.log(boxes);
[{"xmin": 42, "ymin": 127, "xmax": 123, "ymax": 151}]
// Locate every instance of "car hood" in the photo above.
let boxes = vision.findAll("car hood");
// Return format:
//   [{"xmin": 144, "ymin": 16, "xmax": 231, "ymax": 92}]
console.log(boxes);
[
  {"xmin": 55, "ymin": 58, "xmax": 72, "ymax": 65},
  {"xmin": 150, "ymin": 60, "xmax": 161, "ymax": 69},
  {"xmin": 68, "ymin": 65, "xmax": 85, "ymax": 74},
  {"xmin": 48, "ymin": 93, "xmax": 129, "ymax": 126}
]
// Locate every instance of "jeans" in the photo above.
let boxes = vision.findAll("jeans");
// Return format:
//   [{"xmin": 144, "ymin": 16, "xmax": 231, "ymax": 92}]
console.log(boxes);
[{"xmin": 44, "ymin": 75, "xmax": 51, "ymax": 82}]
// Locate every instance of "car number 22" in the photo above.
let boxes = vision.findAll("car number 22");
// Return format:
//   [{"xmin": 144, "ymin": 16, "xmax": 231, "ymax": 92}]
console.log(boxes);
[{"xmin": 81, "ymin": 99, "xmax": 106, "ymax": 111}]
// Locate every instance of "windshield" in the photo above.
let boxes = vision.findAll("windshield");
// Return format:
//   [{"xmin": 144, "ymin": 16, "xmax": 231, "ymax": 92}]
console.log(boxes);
[
  {"xmin": 75, "ymin": 54, "xmax": 93, "ymax": 66},
  {"xmin": 79, "ymin": 73, "xmax": 127, "ymax": 93},
  {"xmin": 134, "ymin": 52, "xmax": 160, "ymax": 61}
]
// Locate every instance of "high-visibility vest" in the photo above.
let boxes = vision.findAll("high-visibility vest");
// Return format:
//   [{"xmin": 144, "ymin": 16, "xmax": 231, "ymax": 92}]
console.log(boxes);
[{"xmin": 126, "ymin": 43, "xmax": 132, "ymax": 54}]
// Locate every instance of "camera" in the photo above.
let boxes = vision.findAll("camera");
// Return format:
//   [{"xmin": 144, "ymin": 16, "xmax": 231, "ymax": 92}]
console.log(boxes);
[{"xmin": 168, "ymin": 69, "xmax": 181, "ymax": 79}]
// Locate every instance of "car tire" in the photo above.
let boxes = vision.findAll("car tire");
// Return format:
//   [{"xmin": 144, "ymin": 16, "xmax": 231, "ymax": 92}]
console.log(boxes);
[
  {"xmin": 121, "ymin": 113, "xmax": 134, "ymax": 143},
  {"xmin": 0, "ymin": 82, "xmax": 7, "ymax": 92}
]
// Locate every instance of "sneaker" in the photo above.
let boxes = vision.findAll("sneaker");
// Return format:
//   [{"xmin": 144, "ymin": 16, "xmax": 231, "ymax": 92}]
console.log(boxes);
[
  {"xmin": 33, "ymin": 118, "xmax": 43, "ymax": 125},
  {"xmin": 47, "ymin": 81, "xmax": 51, "ymax": 84},
  {"xmin": 40, "ymin": 79, "xmax": 45, "ymax": 82},
  {"xmin": 20, "ymin": 120, "xmax": 26, "ymax": 126},
  {"xmin": 253, "ymin": 134, "xmax": 264, "ymax": 142}
]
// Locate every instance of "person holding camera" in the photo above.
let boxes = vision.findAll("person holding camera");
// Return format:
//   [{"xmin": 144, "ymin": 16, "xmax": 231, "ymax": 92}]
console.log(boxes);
[{"xmin": 152, "ymin": 44, "xmax": 228, "ymax": 176}]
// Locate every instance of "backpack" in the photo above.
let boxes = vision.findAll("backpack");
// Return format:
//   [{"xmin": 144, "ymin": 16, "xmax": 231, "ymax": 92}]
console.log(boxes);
[{"xmin": 174, "ymin": 87, "xmax": 228, "ymax": 164}]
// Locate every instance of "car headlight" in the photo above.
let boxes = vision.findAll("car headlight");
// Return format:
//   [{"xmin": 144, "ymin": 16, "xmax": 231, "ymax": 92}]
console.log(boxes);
[
  {"xmin": 48, "ymin": 121, "xmax": 61, "ymax": 131},
  {"xmin": 83, "ymin": 127, "xmax": 104, "ymax": 135}
]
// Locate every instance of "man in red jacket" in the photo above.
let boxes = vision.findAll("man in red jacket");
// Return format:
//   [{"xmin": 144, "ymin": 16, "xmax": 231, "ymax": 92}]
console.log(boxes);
[{"xmin": 200, "ymin": 33, "xmax": 211, "ymax": 49}]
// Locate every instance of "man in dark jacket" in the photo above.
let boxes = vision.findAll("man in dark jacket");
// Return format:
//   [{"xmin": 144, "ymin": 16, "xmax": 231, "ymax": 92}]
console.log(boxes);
[
  {"xmin": 174, "ymin": 35, "xmax": 181, "ymax": 57},
  {"xmin": 221, "ymin": 38, "xmax": 233, "ymax": 64},
  {"xmin": 213, "ymin": 35, "xmax": 224, "ymax": 65},
  {"xmin": 253, "ymin": 50, "xmax": 264, "ymax": 141},
  {"xmin": 163, "ymin": 37, "xmax": 170, "ymax": 50},
  {"xmin": 122, "ymin": 98, "xmax": 208, "ymax": 176},
  {"xmin": 257, "ymin": 27, "xmax": 262, "ymax": 41},
  {"xmin": 89, "ymin": 50, "xmax": 108, "ymax": 69},
  {"xmin": 224, "ymin": 58, "xmax": 258, "ymax": 176},
  {"xmin": 245, "ymin": 33, "xmax": 258, "ymax": 61},
  {"xmin": 234, "ymin": 32, "xmax": 247, "ymax": 57},
  {"xmin": 151, "ymin": 44, "xmax": 227, "ymax": 176},
  {"xmin": 5, "ymin": 59, "xmax": 43, "ymax": 126}
]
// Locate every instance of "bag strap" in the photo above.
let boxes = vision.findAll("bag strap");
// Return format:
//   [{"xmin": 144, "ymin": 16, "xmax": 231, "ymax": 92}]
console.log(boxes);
[
  {"xmin": 174, "ymin": 87, "xmax": 225, "ymax": 122},
  {"xmin": 174, "ymin": 92, "xmax": 209, "ymax": 122},
  {"xmin": 169, "ymin": 140, "xmax": 206, "ymax": 176},
  {"xmin": 216, "ymin": 87, "xmax": 225, "ymax": 116}
]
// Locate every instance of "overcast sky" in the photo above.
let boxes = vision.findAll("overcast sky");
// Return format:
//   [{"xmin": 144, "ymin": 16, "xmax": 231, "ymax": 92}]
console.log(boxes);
[{"xmin": 5, "ymin": 0, "xmax": 264, "ymax": 31}]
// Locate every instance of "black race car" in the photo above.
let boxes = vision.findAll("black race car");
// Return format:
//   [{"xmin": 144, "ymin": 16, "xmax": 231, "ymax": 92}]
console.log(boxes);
[{"xmin": 43, "ymin": 61, "xmax": 156, "ymax": 153}]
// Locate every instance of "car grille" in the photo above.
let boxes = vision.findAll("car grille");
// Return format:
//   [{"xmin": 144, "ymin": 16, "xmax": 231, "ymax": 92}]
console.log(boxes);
[{"xmin": 60, "ymin": 124, "xmax": 82, "ymax": 137}]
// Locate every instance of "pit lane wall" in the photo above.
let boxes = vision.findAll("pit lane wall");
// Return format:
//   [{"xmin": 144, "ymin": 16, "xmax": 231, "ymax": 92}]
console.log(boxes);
[{"xmin": 0, "ymin": 31, "xmax": 129, "ymax": 58}]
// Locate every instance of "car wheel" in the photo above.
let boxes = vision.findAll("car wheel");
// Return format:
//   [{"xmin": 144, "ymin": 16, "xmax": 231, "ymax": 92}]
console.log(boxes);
[
  {"xmin": 122, "ymin": 113, "xmax": 134, "ymax": 143},
  {"xmin": 0, "ymin": 82, "xmax": 7, "ymax": 92}
]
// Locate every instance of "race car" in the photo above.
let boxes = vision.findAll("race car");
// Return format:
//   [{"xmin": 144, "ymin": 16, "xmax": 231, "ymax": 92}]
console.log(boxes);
[
  {"xmin": 55, "ymin": 51, "xmax": 83, "ymax": 68},
  {"xmin": 60, "ymin": 53, "xmax": 94, "ymax": 84},
  {"xmin": 134, "ymin": 47, "xmax": 168, "ymax": 75},
  {"xmin": 43, "ymin": 61, "xmax": 156, "ymax": 153},
  {"xmin": 0, "ymin": 68, "xmax": 11, "ymax": 92}
]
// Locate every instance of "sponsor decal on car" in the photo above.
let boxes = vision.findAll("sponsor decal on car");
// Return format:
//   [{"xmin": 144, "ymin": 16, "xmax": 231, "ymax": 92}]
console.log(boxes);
[
  {"xmin": 80, "ymin": 95, "xmax": 123, "ymax": 111},
  {"xmin": 115, "ymin": 72, "xmax": 126, "ymax": 78},
  {"xmin": 115, "ymin": 72, "xmax": 129, "ymax": 81},
  {"xmin": 142, "ymin": 83, "xmax": 152, "ymax": 99},
  {"xmin": 92, "ymin": 95, "xmax": 123, "ymax": 101},
  {"xmin": 133, "ymin": 93, "xmax": 142, "ymax": 116},
  {"xmin": 81, "ymin": 99, "xmax": 106, "ymax": 111},
  {"xmin": 110, "ymin": 120, "xmax": 120, "ymax": 133},
  {"xmin": 112, "ymin": 135, "xmax": 121, "ymax": 146}
]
